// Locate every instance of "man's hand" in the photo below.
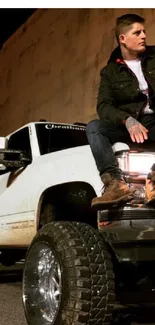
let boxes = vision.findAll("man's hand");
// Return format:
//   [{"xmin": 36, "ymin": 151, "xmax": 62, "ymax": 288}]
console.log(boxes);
[{"xmin": 125, "ymin": 116, "xmax": 148, "ymax": 143}]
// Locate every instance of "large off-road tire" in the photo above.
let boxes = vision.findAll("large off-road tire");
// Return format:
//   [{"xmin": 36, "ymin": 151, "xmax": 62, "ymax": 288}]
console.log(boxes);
[{"xmin": 22, "ymin": 221, "xmax": 115, "ymax": 325}]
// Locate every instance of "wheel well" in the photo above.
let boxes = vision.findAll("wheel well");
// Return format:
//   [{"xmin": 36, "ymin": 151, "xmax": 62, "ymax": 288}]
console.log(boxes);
[{"xmin": 38, "ymin": 182, "xmax": 98, "ymax": 229}]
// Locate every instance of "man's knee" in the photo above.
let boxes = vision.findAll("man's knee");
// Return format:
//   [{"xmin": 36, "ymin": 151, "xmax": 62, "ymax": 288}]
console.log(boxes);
[{"xmin": 85, "ymin": 119, "xmax": 100, "ymax": 135}]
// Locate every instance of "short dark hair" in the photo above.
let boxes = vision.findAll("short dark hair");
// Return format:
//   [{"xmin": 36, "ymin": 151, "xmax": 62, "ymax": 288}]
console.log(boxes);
[{"xmin": 115, "ymin": 14, "xmax": 145, "ymax": 43}]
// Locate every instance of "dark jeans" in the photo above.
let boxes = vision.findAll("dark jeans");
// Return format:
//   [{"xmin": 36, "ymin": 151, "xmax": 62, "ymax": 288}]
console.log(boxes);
[{"xmin": 86, "ymin": 114, "xmax": 155, "ymax": 178}]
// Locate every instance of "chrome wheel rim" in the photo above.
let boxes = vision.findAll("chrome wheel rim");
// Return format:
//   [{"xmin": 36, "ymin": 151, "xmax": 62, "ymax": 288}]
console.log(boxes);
[{"xmin": 23, "ymin": 242, "xmax": 62, "ymax": 325}]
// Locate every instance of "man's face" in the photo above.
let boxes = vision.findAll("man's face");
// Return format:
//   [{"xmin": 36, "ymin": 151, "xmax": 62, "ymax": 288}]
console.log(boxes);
[{"xmin": 119, "ymin": 22, "xmax": 146, "ymax": 53}]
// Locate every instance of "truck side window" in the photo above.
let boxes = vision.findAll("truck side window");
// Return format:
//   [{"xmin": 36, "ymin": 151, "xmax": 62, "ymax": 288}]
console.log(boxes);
[{"xmin": 8, "ymin": 127, "xmax": 32, "ymax": 161}]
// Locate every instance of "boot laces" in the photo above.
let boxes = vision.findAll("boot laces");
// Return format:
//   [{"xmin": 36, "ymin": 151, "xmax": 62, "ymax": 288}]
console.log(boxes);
[{"xmin": 101, "ymin": 178, "xmax": 118, "ymax": 194}]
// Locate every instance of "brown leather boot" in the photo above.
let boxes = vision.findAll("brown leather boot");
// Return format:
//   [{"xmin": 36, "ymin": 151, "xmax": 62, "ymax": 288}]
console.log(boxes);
[
  {"xmin": 91, "ymin": 173, "xmax": 134, "ymax": 209},
  {"xmin": 145, "ymin": 170, "xmax": 155, "ymax": 205}
]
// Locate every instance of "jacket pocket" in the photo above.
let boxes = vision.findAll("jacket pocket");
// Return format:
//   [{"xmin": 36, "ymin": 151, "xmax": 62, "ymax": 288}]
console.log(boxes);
[
  {"xmin": 112, "ymin": 81, "xmax": 135, "ymax": 101},
  {"xmin": 112, "ymin": 81, "xmax": 132, "ymax": 90},
  {"xmin": 148, "ymin": 68, "xmax": 155, "ymax": 79}
]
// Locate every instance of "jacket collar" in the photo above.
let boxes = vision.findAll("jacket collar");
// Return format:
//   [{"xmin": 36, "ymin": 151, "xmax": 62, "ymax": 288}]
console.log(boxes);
[{"xmin": 108, "ymin": 45, "xmax": 155, "ymax": 65}]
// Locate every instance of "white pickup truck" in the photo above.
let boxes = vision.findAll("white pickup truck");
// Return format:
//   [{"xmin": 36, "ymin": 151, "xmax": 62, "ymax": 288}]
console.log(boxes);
[
  {"xmin": 1, "ymin": 121, "xmax": 155, "ymax": 325},
  {"xmin": 0, "ymin": 121, "xmax": 116, "ymax": 325}
]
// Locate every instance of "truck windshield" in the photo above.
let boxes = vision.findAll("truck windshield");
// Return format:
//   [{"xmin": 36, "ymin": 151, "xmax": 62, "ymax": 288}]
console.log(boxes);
[{"xmin": 35, "ymin": 123, "xmax": 88, "ymax": 155}]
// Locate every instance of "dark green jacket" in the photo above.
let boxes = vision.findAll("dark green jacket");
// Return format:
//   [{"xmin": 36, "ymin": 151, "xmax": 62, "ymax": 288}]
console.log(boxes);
[{"xmin": 97, "ymin": 45, "xmax": 155, "ymax": 125}]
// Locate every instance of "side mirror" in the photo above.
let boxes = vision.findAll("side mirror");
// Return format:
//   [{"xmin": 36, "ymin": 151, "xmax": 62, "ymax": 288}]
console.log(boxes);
[{"xmin": 0, "ymin": 149, "xmax": 31, "ymax": 169}]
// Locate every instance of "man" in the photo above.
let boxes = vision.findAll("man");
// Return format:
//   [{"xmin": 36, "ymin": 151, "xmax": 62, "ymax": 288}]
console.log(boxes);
[{"xmin": 86, "ymin": 13, "xmax": 155, "ymax": 209}]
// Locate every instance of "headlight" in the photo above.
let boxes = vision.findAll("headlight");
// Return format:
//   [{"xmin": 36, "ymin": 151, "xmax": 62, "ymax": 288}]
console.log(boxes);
[{"xmin": 117, "ymin": 152, "xmax": 155, "ymax": 175}]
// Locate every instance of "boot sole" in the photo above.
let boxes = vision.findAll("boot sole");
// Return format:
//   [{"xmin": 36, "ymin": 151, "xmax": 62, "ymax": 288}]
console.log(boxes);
[{"xmin": 91, "ymin": 194, "xmax": 134, "ymax": 210}]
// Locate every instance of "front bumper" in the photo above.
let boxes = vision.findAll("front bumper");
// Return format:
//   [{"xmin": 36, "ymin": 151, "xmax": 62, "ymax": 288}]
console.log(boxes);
[{"xmin": 98, "ymin": 202, "xmax": 155, "ymax": 262}]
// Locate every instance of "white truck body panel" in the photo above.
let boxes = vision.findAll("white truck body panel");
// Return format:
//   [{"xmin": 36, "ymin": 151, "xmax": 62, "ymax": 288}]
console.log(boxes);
[{"xmin": 0, "ymin": 122, "xmax": 102, "ymax": 247}]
